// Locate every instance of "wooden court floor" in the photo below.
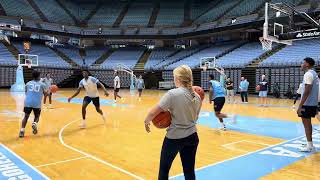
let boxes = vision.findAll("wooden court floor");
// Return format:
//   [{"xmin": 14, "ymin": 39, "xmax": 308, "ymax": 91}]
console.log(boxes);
[{"xmin": 0, "ymin": 89, "xmax": 319, "ymax": 180}]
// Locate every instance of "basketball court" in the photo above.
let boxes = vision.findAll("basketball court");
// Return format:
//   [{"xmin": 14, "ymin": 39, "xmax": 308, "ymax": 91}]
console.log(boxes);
[
  {"xmin": 0, "ymin": 88, "xmax": 319, "ymax": 179},
  {"xmin": 1, "ymin": 1, "xmax": 320, "ymax": 180}
]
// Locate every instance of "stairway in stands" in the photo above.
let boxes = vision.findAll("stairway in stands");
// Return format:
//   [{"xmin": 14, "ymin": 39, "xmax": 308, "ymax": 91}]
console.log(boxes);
[
  {"xmin": 84, "ymin": 2, "xmax": 102, "ymax": 24},
  {"xmin": 148, "ymin": 1, "xmax": 160, "ymax": 27},
  {"xmin": 48, "ymin": 46, "xmax": 79, "ymax": 67},
  {"xmin": 134, "ymin": 50, "xmax": 152, "ymax": 71},
  {"xmin": 113, "ymin": 2, "xmax": 131, "ymax": 28},
  {"xmin": 54, "ymin": 0, "xmax": 80, "ymax": 25},
  {"xmin": 0, "ymin": 3, "xmax": 6, "ymax": 16},
  {"xmin": 27, "ymin": 0, "xmax": 49, "ymax": 22},
  {"xmin": 246, "ymin": 44, "xmax": 286, "ymax": 68},
  {"xmin": 1, "ymin": 40, "xmax": 20, "ymax": 60},
  {"xmin": 182, "ymin": 0, "xmax": 191, "ymax": 26},
  {"xmin": 92, "ymin": 49, "xmax": 114, "ymax": 66}
]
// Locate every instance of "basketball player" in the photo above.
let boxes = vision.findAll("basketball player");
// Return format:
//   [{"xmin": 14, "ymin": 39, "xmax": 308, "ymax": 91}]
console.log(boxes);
[
  {"xmin": 42, "ymin": 73, "xmax": 53, "ymax": 108},
  {"xmin": 315, "ymin": 73, "xmax": 320, "ymax": 132},
  {"xmin": 68, "ymin": 70, "xmax": 109, "ymax": 128},
  {"xmin": 297, "ymin": 57, "xmax": 319, "ymax": 152},
  {"xmin": 19, "ymin": 70, "xmax": 48, "ymax": 138},
  {"xmin": 144, "ymin": 65, "xmax": 202, "ymax": 180},
  {"xmin": 209, "ymin": 74, "xmax": 229, "ymax": 130},
  {"xmin": 258, "ymin": 74, "xmax": 268, "ymax": 107},
  {"xmin": 137, "ymin": 75, "xmax": 145, "ymax": 101},
  {"xmin": 114, "ymin": 71, "xmax": 122, "ymax": 103},
  {"xmin": 215, "ymin": 67, "xmax": 226, "ymax": 88}
]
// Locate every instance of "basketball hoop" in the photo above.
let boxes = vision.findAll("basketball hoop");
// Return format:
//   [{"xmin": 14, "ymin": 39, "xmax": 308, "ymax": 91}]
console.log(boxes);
[{"xmin": 259, "ymin": 37, "xmax": 273, "ymax": 51}]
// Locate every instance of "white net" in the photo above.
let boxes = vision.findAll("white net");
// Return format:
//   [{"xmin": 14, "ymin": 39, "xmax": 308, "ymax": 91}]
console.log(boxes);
[{"xmin": 259, "ymin": 37, "xmax": 273, "ymax": 51}]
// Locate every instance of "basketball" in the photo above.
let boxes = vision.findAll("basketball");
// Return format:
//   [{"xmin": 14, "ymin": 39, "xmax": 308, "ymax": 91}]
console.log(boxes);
[
  {"xmin": 256, "ymin": 85, "xmax": 261, "ymax": 91},
  {"xmin": 192, "ymin": 86, "xmax": 205, "ymax": 101},
  {"xmin": 50, "ymin": 85, "xmax": 59, "ymax": 93},
  {"xmin": 152, "ymin": 111, "xmax": 171, "ymax": 129}
]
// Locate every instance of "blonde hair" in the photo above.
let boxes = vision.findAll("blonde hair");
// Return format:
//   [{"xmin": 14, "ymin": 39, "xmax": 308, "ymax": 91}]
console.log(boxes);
[{"xmin": 173, "ymin": 65, "xmax": 196, "ymax": 102}]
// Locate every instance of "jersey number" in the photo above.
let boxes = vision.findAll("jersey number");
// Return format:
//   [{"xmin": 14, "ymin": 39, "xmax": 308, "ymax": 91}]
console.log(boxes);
[{"xmin": 29, "ymin": 84, "xmax": 40, "ymax": 92}]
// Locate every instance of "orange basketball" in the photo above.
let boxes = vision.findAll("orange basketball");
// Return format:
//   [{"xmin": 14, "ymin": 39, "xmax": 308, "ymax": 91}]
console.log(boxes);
[
  {"xmin": 49, "ymin": 85, "xmax": 59, "ymax": 93},
  {"xmin": 192, "ymin": 86, "xmax": 205, "ymax": 101},
  {"xmin": 152, "ymin": 111, "xmax": 172, "ymax": 129},
  {"xmin": 256, "ymin": 85, "xmax": 261, "ymax": 91}
]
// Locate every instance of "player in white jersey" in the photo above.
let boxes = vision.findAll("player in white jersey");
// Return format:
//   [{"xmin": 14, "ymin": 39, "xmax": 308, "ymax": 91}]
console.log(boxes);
[
  {"xmin": 41, "ymin": 73, "xmax": 53, "ymax": 108},
  {"xmin": 68, "ymin": 70, "xmax": 109, "ymax": 128},
  {"xmin": 113, "ymin": 71, "xmax": 123, "ymax": 103}
]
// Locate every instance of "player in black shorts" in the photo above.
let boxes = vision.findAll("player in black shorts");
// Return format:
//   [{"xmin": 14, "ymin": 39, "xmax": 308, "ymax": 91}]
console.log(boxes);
[
  {"xmin": 208, "ymin": 74, "xmax": 229, "ymax": 130},
  {"xmin": 68, "ymin": 70, "xmax": 109, "ymax": 128}
]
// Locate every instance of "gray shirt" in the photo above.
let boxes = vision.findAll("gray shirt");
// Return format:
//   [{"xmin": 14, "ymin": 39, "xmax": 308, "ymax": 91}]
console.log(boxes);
[
  {"xmin": 159, "ymin": 87, "xmax": 201, "ymax": 139},
  {"xmin": 301, "ymin": 69, "xmax": 319, "ymax": 106}
]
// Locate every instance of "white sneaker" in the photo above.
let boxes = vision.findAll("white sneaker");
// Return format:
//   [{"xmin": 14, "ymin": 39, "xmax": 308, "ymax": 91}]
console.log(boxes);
[
  {"xmin": 101, "ymin": 115, "xmax": 106, "ymax": 124},
  {"xmin": 48, "ymin": 104, "xmax": 52, "ymax": 109},
  {"xmin": 114, "ymin": 100, "xmax": 117, "ymax": 103},
  {"xmin": 231, "ymin": 115, "xmax": 237, "ymax": 124},
  {"xmin": 300, "ymin": 146, "xmax": 316, "ymax": 152},
  {"xmin": 79, "ymin": 121, "xmax": 86, "ymax": 129},
  {"xmin": 219, "ymin": 126, "xmax": 226, "ymax": 131}
]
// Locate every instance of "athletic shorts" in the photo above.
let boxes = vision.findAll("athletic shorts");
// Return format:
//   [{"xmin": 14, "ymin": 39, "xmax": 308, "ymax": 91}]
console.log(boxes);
[
  {"xmin": 138, "ymin": 89, "xmax": 143, "ymax": 93},
  {"xmin": 259, "ymin": 91, "xmax": 267, "ymax": 97},
  {"xmin": 298, "ymin": 106, "xmax": 317, "ymax": 118},
  {"xmin": 226, "ymin": 90, "xmax": 234, "ymax": 97},
  {"xmin": 115, "ymin": 88, "xmax": 120, "ymax": 93},
  {"xmin": 83, "ymin": 96, "xmax": 100, "ymax": 108},
  {"xmin": 213, "ymin": 97, "xmax": 225, "ymax": 112},
  {"xmin": 24, "ymin": 107, "xmax": 41, "ymax": 117},
  {"xmin": 318, "ymin": 102, "xmax": 320, "ymax": 112}
]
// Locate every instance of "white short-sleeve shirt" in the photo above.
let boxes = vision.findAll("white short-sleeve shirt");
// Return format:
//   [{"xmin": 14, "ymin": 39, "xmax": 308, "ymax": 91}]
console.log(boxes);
[
  {"xmin": 79, "ymin": 76, "xmax": 99, "ymax": 98},
  {"xmin": 114, "ymin": 76, "xmax": 120, "ymax": 88}
]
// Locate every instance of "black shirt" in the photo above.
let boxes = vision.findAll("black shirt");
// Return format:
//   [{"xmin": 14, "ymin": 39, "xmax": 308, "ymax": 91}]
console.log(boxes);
[
  {"xmin": 226, "ymin": 81, "xmax": 233, "ymax": 90},
  {"xmin": 259, "ymin": 79, "xmax": 268, "ymax": 91}
]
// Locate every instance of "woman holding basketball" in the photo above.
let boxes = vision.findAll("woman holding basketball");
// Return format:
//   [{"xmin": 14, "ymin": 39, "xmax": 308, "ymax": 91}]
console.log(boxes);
[{"xmin": 144, "ymin": 65, "xmax": 202, "ymax": 180}]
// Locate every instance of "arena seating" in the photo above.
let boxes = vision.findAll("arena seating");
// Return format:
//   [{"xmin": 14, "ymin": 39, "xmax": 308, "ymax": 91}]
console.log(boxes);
[
  {"xmin": 0, "ymin": 66, "xmax": 16, "ymax": 87},
  {"xmin": 33, "ymin": 67, "xmax": 74, "ymax": 84},
  {"xmin": 216, "ymin": 42, "xmax": 266, "ymax": 68},
  {"xmin": 0, "ymin": 0, "xmax": 40, "ymax": 20},
  {"xmin": 88, "ymin": 2, "xmax": 126, "ymax": 25},
  {"xmin": 259, "ymin": 39, "xmax": 320, "ymax": 67},
  {"xmin": 0, "ymin": 43, "xmax": 17, "ymax": 65},
  {"xmin": 195, "ymin": 0, "xmax": 238, "ymax": 23},
  {"xmin": 144, "ymin": 48, "xmax": 176, "ymax": 70},
  {"xmin": 56, "ymin": 46, "xmax": 83, "ymax": 66},
  {"xmin": 100, "ymin": 47, "xmax": 145, "ymax": 69},
  {"xmin": 121, "ymin": 1, "xmax": 153, "ymax": 26},
  {"xmin": 166, "ymin": 43, "xmax": 238, "ymax": 69},
  {"xmin": 155, "ymin": 2, "xmax": 184, "ymax": 26},
  {"xmin": 91, "ymin": 70, "xmax": 132, "ymax": 88},
  {"xmin": 33, "ymin": 0, "xmax": 74, "ymax": 24},
  {"xmin": 155, "ymin": 45, "xmax": 208, "ymax": 68},
  {"xmin": 85, "ymin": 47, "xmax": 110, "ymax": 66}
]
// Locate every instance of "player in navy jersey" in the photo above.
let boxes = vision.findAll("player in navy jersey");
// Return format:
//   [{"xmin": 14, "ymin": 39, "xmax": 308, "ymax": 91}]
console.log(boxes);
[{"xmin": 19, "ymin": 70, "xmax": 48, "ymax": 138}]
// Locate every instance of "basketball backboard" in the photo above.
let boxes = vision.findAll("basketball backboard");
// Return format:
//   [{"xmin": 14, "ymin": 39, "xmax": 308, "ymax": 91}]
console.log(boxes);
[
  {"xmin": 261, "ymin": 2, "xmax": 320, "ymax": 50},
  {"xmin": 18, "ymin": 54, "xmax": 38, "ymax": 67}
]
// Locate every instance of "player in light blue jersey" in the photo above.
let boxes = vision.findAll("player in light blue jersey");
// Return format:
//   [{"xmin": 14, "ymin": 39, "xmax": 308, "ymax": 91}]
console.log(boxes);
[
  {"xmin": 19, "ymin": 70, "xmax": 48, "ymax": 138},
  {"xmin": 41, "ymin": 73, "xmax": 54, "ymax": 108},
  {"xmin": 208, "ymin": 74, "xmax": 229, "ymax": 131},
  {"xmin": 137, "ymin": 75, "xmax": 145, "ymax": 101}
]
